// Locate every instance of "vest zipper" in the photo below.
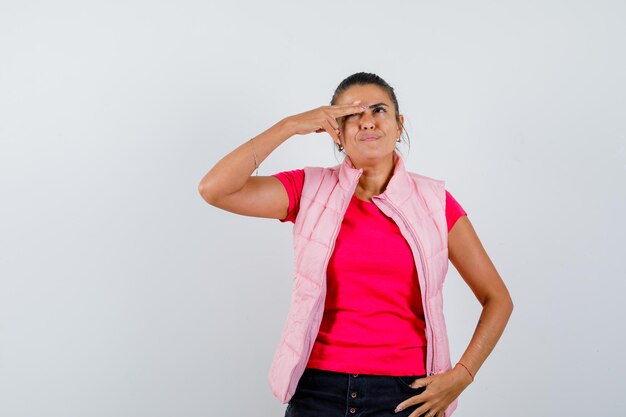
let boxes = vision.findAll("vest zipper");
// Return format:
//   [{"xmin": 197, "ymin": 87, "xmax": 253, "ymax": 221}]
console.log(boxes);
[{"xmin": 373, "ymin": 196, "xmax": 438, "ymax": 377}]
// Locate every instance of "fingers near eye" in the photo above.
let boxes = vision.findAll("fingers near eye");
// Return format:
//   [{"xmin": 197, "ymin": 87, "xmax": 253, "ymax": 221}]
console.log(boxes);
[{"xmin": 333, "ymin": 104, "xmax": 366, "ymax": 118}]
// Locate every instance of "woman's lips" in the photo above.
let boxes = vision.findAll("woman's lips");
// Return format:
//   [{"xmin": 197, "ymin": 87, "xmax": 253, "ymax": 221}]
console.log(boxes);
[{"xmin": 360, "ymin": 134, "xmax": 381, "ymax": 141}]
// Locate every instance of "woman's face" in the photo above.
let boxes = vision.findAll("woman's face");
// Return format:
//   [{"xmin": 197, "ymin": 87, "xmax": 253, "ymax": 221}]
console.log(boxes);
[{"xmin": 335, "ymin": 84, "xmax": 404, "ymax": 165}]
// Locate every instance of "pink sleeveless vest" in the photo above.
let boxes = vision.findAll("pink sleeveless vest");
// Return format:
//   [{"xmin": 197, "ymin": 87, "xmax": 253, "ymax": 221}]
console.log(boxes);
[{"xmin": 268, "ymin": 151, "xmax": 458, "ymax": 416}]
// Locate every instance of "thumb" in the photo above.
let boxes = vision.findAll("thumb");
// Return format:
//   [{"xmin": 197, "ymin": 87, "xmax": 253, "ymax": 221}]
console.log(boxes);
[{"xmin": 410, "ymin": 376, "xmax": 431, "ymax": 389}]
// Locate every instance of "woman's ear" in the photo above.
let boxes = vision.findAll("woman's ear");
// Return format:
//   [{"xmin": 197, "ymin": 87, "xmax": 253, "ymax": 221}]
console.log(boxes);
[{"xmin": 398, "ymin": 114, "xmax": 405, "ymax": 135}]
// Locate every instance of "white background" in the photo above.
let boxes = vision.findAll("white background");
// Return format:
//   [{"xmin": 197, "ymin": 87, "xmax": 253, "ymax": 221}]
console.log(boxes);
[{"xmin": 1, "ymin": 1, "xmax": 625, "ymax": 416}]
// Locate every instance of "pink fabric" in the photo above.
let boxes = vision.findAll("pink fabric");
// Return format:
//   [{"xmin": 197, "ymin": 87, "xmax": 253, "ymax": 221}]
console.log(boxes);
[
  {"xmin": 267, "ymin": 153, "xmax": 459, "ymax": 415},
  {"xmin": 272, "ymin": 169, "xmax": 467, "ymax": 376}
]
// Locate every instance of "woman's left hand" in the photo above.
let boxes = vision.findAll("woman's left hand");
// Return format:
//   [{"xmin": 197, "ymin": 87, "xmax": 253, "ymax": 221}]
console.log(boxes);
[{"xmin": 394, "ymin": 365, "xmax": 473, "ymax": 417}]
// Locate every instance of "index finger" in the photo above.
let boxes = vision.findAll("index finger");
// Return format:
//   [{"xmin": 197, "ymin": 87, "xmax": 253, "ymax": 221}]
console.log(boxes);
[
  {"xmin": 329, "ymin": 103, "xmax": 368, "ymax": 118},
  {"xmin": 394, "ymin": 391, "xmax": 427, "ymax": 414}
]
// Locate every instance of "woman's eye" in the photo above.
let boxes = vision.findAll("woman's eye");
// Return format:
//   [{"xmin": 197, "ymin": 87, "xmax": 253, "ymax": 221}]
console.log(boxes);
[{"xmin": 374, "ymin": 107, "xmax": 386, "ymax": 113}]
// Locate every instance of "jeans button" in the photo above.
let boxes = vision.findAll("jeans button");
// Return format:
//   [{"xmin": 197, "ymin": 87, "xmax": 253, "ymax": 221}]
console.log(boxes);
[
  {"xmin": 351, "ymin": 391, "xmax": 357, "ymax": 398},
  {"xmin": 352, "ymin": 374, "xmax": 358, "ymax": 377},
  {"xmin": 349, "ymin": 407, "xmax": 357, "ymax": 414}
]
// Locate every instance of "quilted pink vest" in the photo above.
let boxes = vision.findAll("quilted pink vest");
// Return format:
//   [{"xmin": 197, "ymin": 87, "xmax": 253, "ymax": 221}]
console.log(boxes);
[{"xmin": 268, "ymin": 151, "xmax": 458, "ymax": 416}]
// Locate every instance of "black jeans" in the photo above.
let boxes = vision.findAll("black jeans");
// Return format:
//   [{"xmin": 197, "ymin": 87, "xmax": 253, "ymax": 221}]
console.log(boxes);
[{"xmin": 284, "ymin": 368, "xmax": 427, "ymax": 417}]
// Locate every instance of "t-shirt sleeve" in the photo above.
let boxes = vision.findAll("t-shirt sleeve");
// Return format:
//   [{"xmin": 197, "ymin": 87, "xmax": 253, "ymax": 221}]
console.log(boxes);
[
  {"xmin": 445, "ymin": 190, "xmax": 467, "ymax": 233},
  {"xmin": 271, "ymin": 169, "xmax": 305, "ymax": 223}
]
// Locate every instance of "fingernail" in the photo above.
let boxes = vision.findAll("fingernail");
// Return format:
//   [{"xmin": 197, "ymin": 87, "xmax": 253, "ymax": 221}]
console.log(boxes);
[{"xmin": 394, "ymin": 406, "xmax": 402, "ymax": 413}]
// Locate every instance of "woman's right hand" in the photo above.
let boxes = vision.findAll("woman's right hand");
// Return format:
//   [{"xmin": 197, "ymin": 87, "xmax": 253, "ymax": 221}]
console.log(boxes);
[
  {"xmin": 284, "ymin": 101, "xmax": 367, "ymax": 145},
  {"xmin": 198, "ymin": 101, "xmax": 368, "ymax": 221}
]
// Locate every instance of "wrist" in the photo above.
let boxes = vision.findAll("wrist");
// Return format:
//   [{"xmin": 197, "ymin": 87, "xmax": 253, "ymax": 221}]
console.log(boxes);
[
  {"xmin": 276, "ymin": 117, "xmax": 296, "ymax": 138},
  {"xmin": 453, "ymin": 363, "xmax": 474, "ymax": 386}
]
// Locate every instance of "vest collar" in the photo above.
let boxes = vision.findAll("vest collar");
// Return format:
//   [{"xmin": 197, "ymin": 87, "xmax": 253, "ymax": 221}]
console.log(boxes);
[{"xmin": 338, "ymin": 150, "xmax": 413, "ymax": 205}]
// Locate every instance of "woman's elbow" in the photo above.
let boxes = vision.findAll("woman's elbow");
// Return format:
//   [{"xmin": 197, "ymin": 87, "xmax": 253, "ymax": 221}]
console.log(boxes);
[
  {"xmin": 198, "ymin": 181, "xmax": 218, "ymax": 205},
  {"xmin": 485, "ymin": 288, "xmax": 514, "ymax": 317},
  {"xmin": 501, "ymin": 290, "xmax": 514, "ymax": 317}
]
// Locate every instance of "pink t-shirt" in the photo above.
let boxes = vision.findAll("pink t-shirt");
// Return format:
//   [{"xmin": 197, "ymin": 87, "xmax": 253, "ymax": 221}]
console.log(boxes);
[{"xmin": 272, "ymin": 169, "xmax": 467, "ymax": 376}]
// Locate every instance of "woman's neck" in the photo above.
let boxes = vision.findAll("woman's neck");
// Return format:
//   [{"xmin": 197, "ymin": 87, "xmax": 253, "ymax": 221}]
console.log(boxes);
[{"xmin": 351, "ymin": 153, "xmax": 395, "ymax": 200}]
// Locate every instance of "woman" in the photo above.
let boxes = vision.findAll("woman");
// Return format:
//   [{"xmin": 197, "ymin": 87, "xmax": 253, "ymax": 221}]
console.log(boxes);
[{"xmin": 198, "ymin": 72, "xmax": 513, "ymax": 417}]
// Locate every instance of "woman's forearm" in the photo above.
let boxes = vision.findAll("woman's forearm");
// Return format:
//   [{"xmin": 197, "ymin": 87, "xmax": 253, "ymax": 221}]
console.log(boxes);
[
  {"xmin": 455, "ymin": 293, "xmax": 514, "ymax": 380},
  {"xmin": 198, "ymin": 117, "xmax": 295, "ymax": 200},
  {"xmin": 393, "ymin": 293, "xmax": 513, "ymax": 415}
]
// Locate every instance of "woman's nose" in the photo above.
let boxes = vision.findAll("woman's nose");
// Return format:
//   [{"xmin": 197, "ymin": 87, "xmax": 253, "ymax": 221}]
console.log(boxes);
[{"xmin": 359, "ymin": 112, "xmax": 375, "ymax": 129}]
